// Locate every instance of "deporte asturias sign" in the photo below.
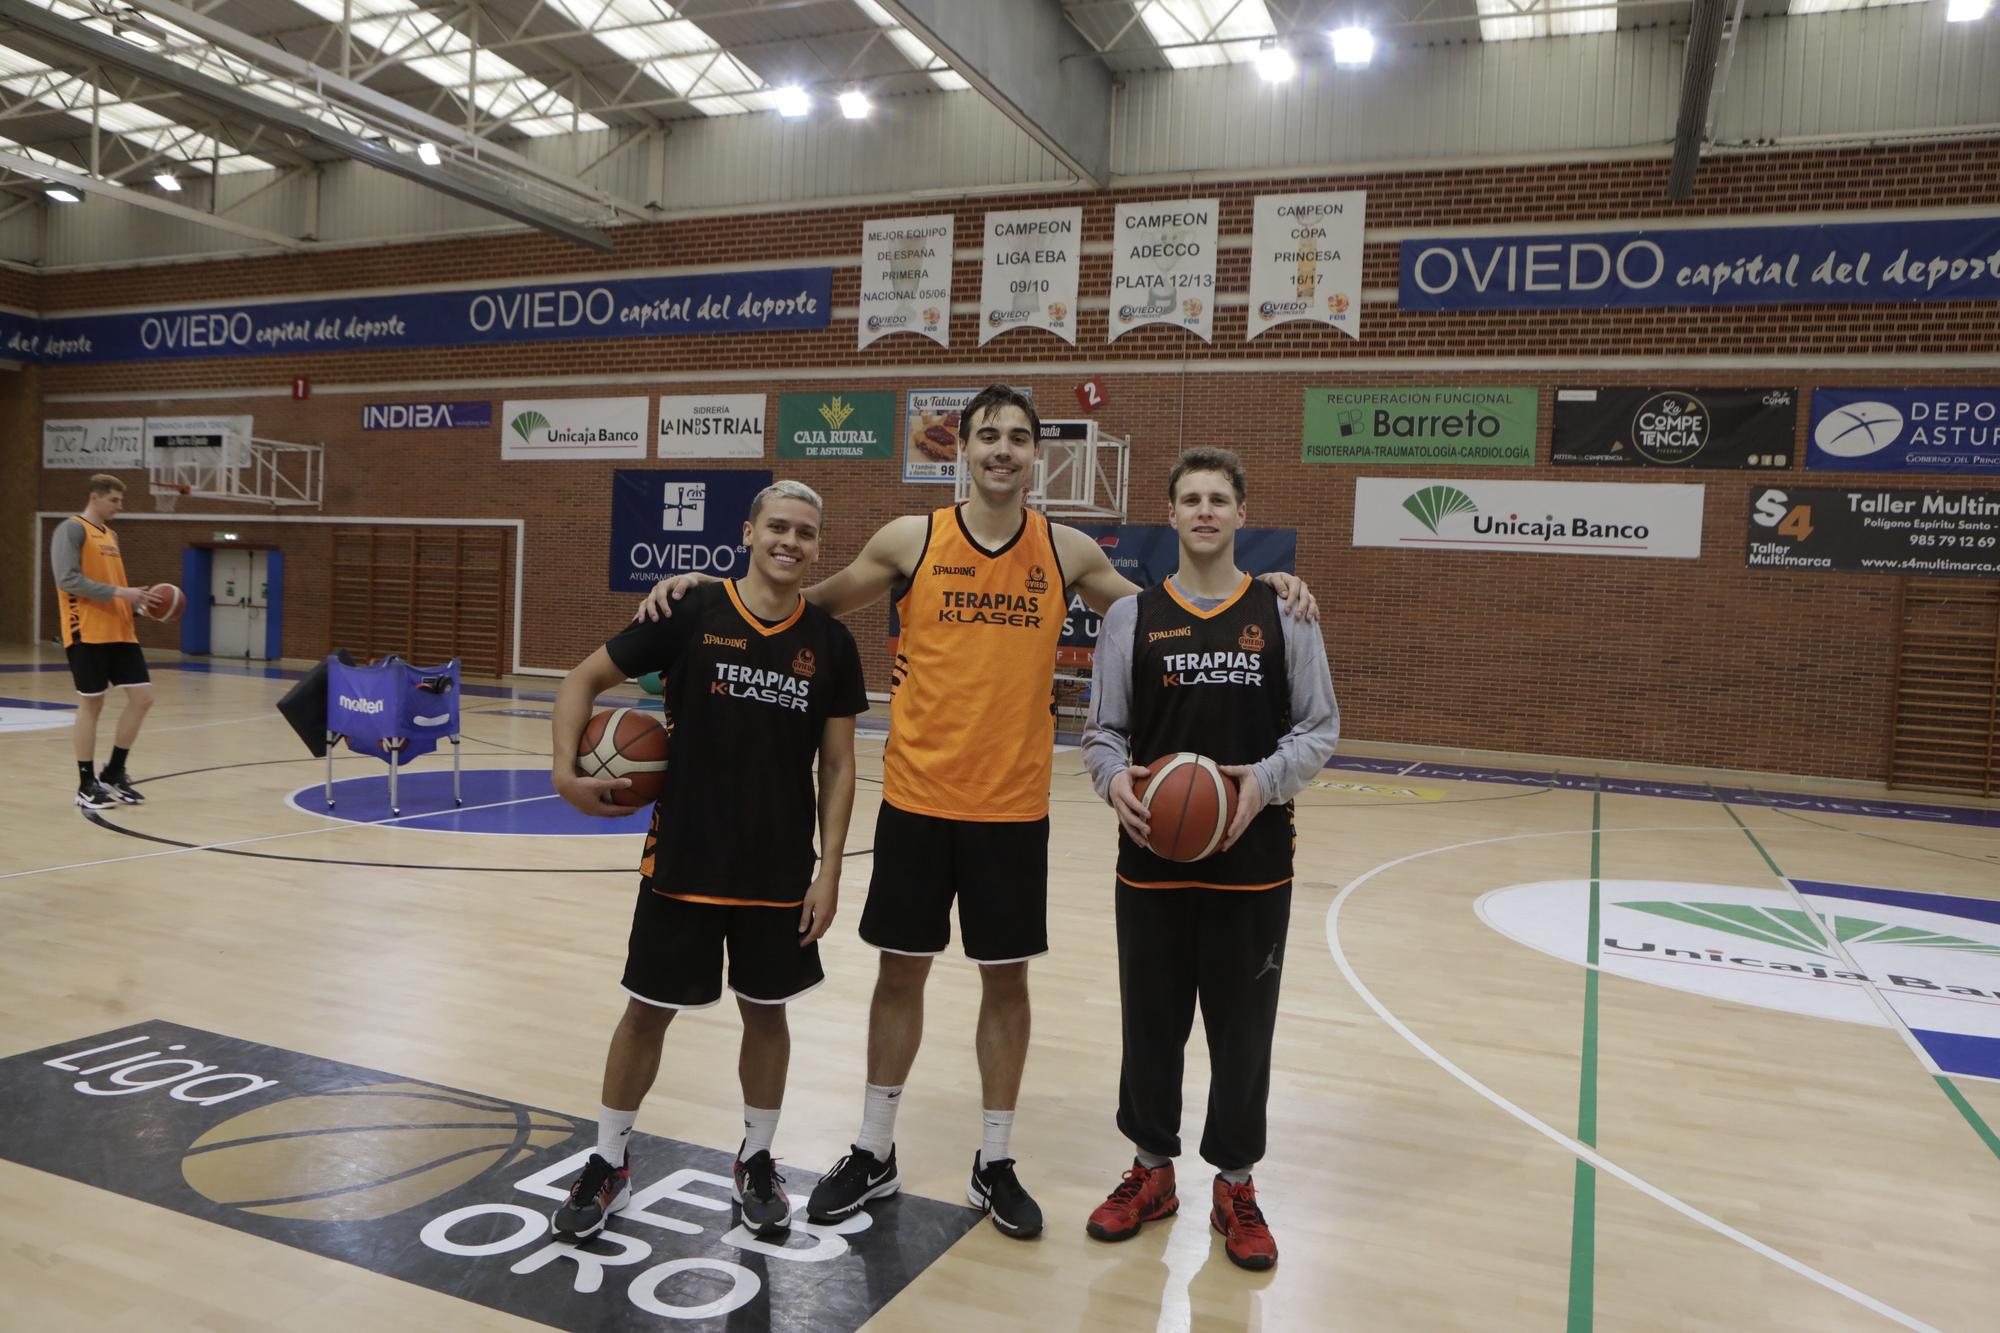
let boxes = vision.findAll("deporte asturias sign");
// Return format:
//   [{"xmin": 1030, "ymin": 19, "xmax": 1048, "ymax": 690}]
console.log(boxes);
[
  {"xmin": 1400, "ymin": 215, "xmax": 2000, "ymax": 311},
  {"xmin": 31, "ymin": 267, "xmax": 833, "ymax": 364}
]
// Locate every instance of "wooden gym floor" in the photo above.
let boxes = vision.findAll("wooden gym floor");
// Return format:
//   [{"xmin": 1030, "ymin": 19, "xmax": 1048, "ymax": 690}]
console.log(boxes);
[{"xmin": 2, "ymin": 644, "xmax": 1997, "ymax": 1332}]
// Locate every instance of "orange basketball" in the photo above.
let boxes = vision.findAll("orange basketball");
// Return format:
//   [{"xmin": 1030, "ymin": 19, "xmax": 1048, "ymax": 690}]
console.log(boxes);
[
  {"xmin": 576, "ymin": 706, "xmax": 668, "ymax": 806},
  {"xmin": 1140, "ymin": 752, "xmax": 1238, "ymax": 862},
  {"xmin": 143, "ymin": 583, "xmax": 185, "ymax": 623}
]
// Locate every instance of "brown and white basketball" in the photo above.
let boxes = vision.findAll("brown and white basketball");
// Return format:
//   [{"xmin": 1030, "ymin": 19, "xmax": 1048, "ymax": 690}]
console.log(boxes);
[
  {"xmin": 142, "ymin": 583, "xmax": 186, "ymax": 623},
  {"xmin": 1140, "ymin": 752, "xmax": 1238, "ymax": 862},
  {"xmin": 575, "ymin": 707, "xmax": 668, "ymax": 806}
]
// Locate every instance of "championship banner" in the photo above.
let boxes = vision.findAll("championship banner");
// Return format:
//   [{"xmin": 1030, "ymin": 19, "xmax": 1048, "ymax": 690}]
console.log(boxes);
[
  {"xmin": 38, "ymin": 267, "xmax": 834, "ymax": 364},
  {"xmin": 1302, "ymin": 388, "xmax": 1536, "ymax": 466},
  {"xmin": 776, "ymin": 391, "xmax": 895, "ymax": 460},
  {"xmin": 858, "ymin": 214, "xmax": 953, "ymax": 349},
  {"xmin": 1552, "ymin": 387, "xmax": 1797, "ymax": 469},
  {"xmin": 657, "ymin": 394, "xmax": 765, "ymax": 459},
  {"xmin": 1808, "ymin": 388, "xmax": 2000, "ymax": 475},
  {"xmin": 1247, "ymin": 191, "xmax": 1365, "ymax": 341},
  {"xmin": 1055, "ymin": 526, "xmax": 1298, "ymax": 666},
  {"xmin": 1109, "ymin": 199, "xmax": 1217, "ymax": 342},
  {"xmin": 1400, "ymin": 214, "xmax": 2000, "ymax": 311},
  {"xmin": 1747, "ymin": 485, "xmax": 2000, "ymax": 577},
  {"xmin": 609, "ymin": 469, "xmax": 771, "ymax": 590},
  {"xmin": 979, "ymin": 206, "xmax": 1082, "ymax": 346},
  {"xmin": 43, "ymin": 418, "xmax": 144, "ymax": 469},
  {"xmin": 501, "ymin": 398, "xmax": 648, "ymax": 461},
  {"xmin": 1353, "ymin": 477, "xmax": 1705, "ymax": 558}
]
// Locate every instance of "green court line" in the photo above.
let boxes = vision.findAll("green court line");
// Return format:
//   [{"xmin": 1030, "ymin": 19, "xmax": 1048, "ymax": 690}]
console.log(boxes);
[
  {"xmin": 1565, "ymin": 781, "xmax": 1602, "ymax": 1332},
  {"xmin": 1714, "ymin": 792, "xmax": 2000, "ymax": 1165}
]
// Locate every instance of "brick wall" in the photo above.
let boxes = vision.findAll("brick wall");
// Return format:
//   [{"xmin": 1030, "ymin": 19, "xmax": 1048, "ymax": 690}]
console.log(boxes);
[{"xmin": 28, "ymin": 140, "xmax": 2000, "ymax": 781}]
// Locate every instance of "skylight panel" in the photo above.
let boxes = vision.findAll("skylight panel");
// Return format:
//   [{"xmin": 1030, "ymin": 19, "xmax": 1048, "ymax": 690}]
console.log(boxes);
[
  {"xmin": 1135, "ymin": 0, "xmax": 1277, "ymax": 69},
  {"xmin": 1476, "ymin": 0, "xmax": 1617, "ymax": 41},
  {"xmin": 853, "ymin": 0, "xmax": 973, "ymax": 90}
]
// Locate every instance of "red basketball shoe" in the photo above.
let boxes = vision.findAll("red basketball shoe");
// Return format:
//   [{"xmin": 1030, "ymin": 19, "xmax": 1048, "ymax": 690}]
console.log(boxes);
[
  {"xmin": 1086, "ymin": 1159, "xmax": 1179, "ymax": 1241},
  {"xmin": 1211, "ymin": 1175, "xmax": 1277, "ymax": 1270}
]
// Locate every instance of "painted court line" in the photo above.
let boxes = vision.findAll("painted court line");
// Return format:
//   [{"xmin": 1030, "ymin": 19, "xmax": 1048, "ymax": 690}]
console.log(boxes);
[
  {"xmin": 1565, "ymin": 782, "xmax": 1602, "ymax": 1332},
  {"xmin": 1326, "ymin": 827, "xmax": 1941, "ymax": 1333}
]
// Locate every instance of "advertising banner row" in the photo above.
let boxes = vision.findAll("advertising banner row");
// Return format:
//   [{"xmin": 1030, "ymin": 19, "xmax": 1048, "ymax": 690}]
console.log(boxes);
[{"xmin": 42, "ymin": 415, "xmax": 254, "ymax": 469}]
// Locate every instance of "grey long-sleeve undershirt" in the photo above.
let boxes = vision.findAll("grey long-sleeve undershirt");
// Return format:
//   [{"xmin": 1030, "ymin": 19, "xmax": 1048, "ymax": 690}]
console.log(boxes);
[
  {"xmin": 1082, "ymin": 580, "xmax": 1339, "ymax": 806},
  {"xmin": 50, "ymin": 519, "xmax": 120, "ymax": 601}
]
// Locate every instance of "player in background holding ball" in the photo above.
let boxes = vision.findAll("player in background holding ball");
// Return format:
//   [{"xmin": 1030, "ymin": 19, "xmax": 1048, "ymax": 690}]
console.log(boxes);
[
  {"xmin": 50, "ymin": 473, "xmax": 156, "ymax": 810},
  {"xmin": 548, "ymin": 480, "xmax": 865, "ymax": 1243},
  {"xmin": 1081, "ymin": 447, "xmax": 1338, "ymax": 1270}
]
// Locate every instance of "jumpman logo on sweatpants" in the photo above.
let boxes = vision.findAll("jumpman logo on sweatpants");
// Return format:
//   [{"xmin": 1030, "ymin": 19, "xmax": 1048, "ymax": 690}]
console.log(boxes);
[{"xmin": 1254, "ymin": 946, "xmax": 1280, "ymax": 981}]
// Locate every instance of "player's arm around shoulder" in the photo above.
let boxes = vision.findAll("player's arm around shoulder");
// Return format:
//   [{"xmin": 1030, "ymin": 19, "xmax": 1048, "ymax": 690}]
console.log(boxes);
[
  {"xmin": 550, "ymin": 647, "xmax": 635, "ymax": 815},
  {"xmin": 1052, "ymin": 522, "xmax": 1141, "ymax": 614},
  {"xmin": 804, "ymin": 513, "xmax": 927, "ymax": 617}
]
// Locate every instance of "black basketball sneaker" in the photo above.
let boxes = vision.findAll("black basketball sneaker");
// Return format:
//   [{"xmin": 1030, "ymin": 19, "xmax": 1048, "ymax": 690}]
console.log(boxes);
[
  {"xmin": 968, "ymin": 1154, "xmax": 1043, "ymax": 1238},
  {"xmin": 98, "ymin": 771, "xmax": 144, "ymax": 804},
  {"xmin": 75, "ymin": 779, "xmax": 117, "ymax": 811},
  {"xmin": 551, "ymin": 1151, "xmax": 631, "ymax": 1242},
  {"xmin": 732, "ymin": 1146, "xmax": 791, "ymax": 1237},
  {"xmin": 806, "ymin": 1144, "xmax": 900, "ymax": 1223}
]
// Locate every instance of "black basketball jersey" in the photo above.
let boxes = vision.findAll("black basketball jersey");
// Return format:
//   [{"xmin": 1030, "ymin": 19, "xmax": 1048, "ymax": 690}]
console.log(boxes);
[
  {"xmin": 1117, "ymin": 575, "xmax": 1294, "ymax": 891},
  {"xmin": 604, "ymin": 580, "xmax": 866, "ymax": 904}
]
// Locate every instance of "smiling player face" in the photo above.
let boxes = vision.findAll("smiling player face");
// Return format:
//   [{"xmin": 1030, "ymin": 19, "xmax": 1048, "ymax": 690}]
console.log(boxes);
[
  {"xmin": 742, "ymin": 497, "xmax": 822, "ymax": 593},
  {"xmin": 961, "ymin": 403, "xmax": 1038, "ymax": 502},
  {"xmin": 1168, "ymin": 468, "xmax": 1245, "ymax": 560}
]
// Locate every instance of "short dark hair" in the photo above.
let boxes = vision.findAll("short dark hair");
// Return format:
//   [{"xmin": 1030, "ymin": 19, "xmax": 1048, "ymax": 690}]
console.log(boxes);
[
  {"xmin": 87, "ymin": 473, "xmax": 125, "ymax": 497},
  {"xmin": 1167, "ymin": 447, "xmax": 1246, "ymax": 504},
  {"xmin": 960, "ymin": 383, "xmax": 1040, "ymax": 441}
]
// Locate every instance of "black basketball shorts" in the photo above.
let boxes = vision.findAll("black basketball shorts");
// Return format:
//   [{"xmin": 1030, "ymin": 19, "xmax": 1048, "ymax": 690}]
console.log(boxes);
[
  {"xmin": 66, "ymin": 642, "xmax": 150, "ymax": 697},
  {"xmin": 859, "ymin": 801, "xmax": 1050, "ymax": 963},
  {"xmin": 621, "ymin": 887, "xmax": 824, "ymax": 1009}
]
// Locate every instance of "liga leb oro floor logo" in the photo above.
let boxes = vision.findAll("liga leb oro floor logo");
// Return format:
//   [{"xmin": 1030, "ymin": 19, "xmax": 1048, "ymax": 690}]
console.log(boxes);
[{"xmin": 3, "ymin": 1022, "xmax": 977, "ymax": 1330}]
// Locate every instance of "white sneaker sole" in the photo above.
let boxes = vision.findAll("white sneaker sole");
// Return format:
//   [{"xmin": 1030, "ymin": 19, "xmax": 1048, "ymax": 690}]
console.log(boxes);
[{"xmin": 968, "ymin": 1177, "xmax": 1042, "ymax": 1237}]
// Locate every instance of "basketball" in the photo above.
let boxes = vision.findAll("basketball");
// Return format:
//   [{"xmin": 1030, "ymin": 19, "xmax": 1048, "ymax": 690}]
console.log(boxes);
[
  {"xmin": 1140, "ymin": 752, "xmax": 1238, "ymax": 862},
  {"xmin": 142, "ymin": 583, "xmax": 185, "ymax": 623},
  {"xmin": 576, "ymin": 706, "xmax": 668, "ymax": 806}
]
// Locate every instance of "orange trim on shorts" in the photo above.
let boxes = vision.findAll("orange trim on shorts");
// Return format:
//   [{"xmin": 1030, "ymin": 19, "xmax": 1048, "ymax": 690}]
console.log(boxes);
[
  {"xmin": 1163, "ymin": 573, "xmax": 1251, "ymax": 620},
  {"xmin": 723, "ymin": 579, "xmax": 805, "ymax": 637},
  {"xmin": 1116, "ymin": 874, "xmax": 1291, "ymax": 891},
  {"xmin": 654, "ymin": 888, "xmax": 803, "ymax": 908}
]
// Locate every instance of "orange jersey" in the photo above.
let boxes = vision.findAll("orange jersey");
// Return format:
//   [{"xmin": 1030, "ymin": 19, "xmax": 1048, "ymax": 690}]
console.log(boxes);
[
  {"xmin": 56, "ymin": 516, "xmax": 137, "ymax": 646},
  {"xmin": 883, "ymin": 505, "xmax": 1067, "ymax": 821}
]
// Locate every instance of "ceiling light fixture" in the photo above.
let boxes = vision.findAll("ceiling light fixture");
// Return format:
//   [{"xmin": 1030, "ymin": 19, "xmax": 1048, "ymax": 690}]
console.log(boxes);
[
  {"xmin": 1329, "ymin": 27, "xmax": 1376, "ymax": 67},
  {"xmin": 46, "ymin": 187, "xmax": 81, "ymax": 203},
  {"xmin": 1254, "ymin": 39, "xmax": 1297, "ymax": 82},
  {"xmin": 154, "ymin": 173, "xmax": 181, "ymax": 192},
  {"xmin": 775, "ymin": 85, "xmax": 810, "ymax": 118},
  {"xmin": 417, "ymin": 141, "xmax": 441, "ymax": 166},
  {"xmin": 838, "ymin": 89, "xmax": 871, "ymax": 119},
  {"xmin": 1946, "ymin": 0, "xmax": 1990, "ymax": 20}
]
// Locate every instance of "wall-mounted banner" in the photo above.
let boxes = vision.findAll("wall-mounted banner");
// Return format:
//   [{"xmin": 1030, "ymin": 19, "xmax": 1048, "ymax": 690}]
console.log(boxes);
[
  {"xmin": 610, "ymin": 468, "xmax": 772, "ymax": 590},
  {"xmin": 1400, "ymin": 215, "xmax": 2000, "ymax": 311},
  {"xmin": 905, "ymin": 388, "xmax": 972, "ymax": 484},
  {"xmin": 1808, "ymin": 388, "xmax": 2000, "ymax": 475},
  {"xmin": 1553, "ymin": 387, "xmax": 1796, "ymax": 469},
  {"xmin": 777, "ymin": 391, "xmax": 895, "ymax": 460},
  {"xmin": 1109, "ymin": 199, "xmax": 1217, "ymax": 342},
  {"xmin": 858, "ymin": 214, "xmax": 953, "ymax": 349},
  {"xmin": 656, "ymin": 394, "xmax": 765, "ymax": 459},
  {"xmin": 1247, "ymin": 191, "xmax": 1366, "ymax": 341},
  {"xmin": 1353, "ymin": 477, "xmax": 1705, "ymax": 558},
  {"xmin": 43, "ymin": 418, "xmax": 144, "ymax": 469},
  {"xmin": 361, "ymin": 401, "xmax": 492, "ymax": 431},
  {"xmin": 979, "ymin": 206, "xmax": 1082, "ymax": 346},
  {"xmin": 1747, "ymin": 484, "xmax": 2000, "ymax": 577},
  {"xmin": 35, "ymin": 267, "xmax": 834, "ymax": 364},
  {"xmin": 501, "ymin": 397, "xmax": 647, "ymax": 461},
  {"xmin": 1302, "ymin": 387, "xmax": 1536, "ymax": 465}
]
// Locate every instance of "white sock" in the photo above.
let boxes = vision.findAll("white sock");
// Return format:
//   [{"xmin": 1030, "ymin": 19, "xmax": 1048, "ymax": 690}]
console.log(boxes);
[
  {"xmin": 856, "ymin": 1082, "xmax": 903, "ymax": 1158},
  {"xmin": 1136, "ymin": 1150, "xmax": 1170, "ymax": 1169},
  {"xmin": 977, "ymin": 1108, "xmax": 1015, "ymax": 1168},
  {"xmin": 1218, "ymin": 1166, "xmax": 1252, "ymax": 1184},
  {"xmin": 596, "ymin": 1104, "xmax": 637, "ymax": 1165},
  {"xmin": 741, "ymin": 1104, "xmax": 780, "ymax": 1159}
]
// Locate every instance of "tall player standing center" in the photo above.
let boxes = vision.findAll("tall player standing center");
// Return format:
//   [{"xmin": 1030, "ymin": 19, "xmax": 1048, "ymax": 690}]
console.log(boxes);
[{"xmin": 641, "ymin": 384, "xmax": 1316, "ymax": 1236}]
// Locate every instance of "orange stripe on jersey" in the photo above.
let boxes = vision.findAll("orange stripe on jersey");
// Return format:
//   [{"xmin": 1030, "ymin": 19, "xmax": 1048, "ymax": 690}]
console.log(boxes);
[
  {"xmin": 882, "ymin": 504, "xmax": 1065, "ymax": 822},
  {"xmin": 1163, "ymin": 572, "xmax": 1251, "ymax": 620},
  {"xmin": 723, "ymin": 579, "xmax": 805, "ymax": 636},
  {"xmin": 55, "ymin": 516, "xmax": 137, "ymax": 647}
]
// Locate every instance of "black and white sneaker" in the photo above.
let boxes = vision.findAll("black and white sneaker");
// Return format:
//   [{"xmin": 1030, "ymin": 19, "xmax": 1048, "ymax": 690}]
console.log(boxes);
[
  {"xmin": 968, "ymin": 1154, "xmax": 1043, "ymax": 1239},
  {"xmin": 75, "ymin": 780, "xmax": 118, "ymax": 811},
  {"xmin": 732, "ymin": 1146, "xmax": 792, "ymax": 1237},
  {"xmin": 551, "ymin": 1152, "xmax": 631, "ymax": 1243},
  {"xmin": 806, "ymin": 1144, "xmax": 900, "ymax": 1223},
  {"xmin": 98, "ymin": 772, "xmax": 144, "ymax": 805}
]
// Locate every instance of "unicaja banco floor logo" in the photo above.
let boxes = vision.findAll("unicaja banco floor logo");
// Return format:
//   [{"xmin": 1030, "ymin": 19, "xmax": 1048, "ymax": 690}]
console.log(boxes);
[
  {"xmin": 1618, "ymin": 899, "xmax": 2000, "ymax": 960},
  {"xmin": 1403, "ymin": 484, "xmax": 1478, "ymax": 534},
  {"xmin": 510, "ymin": 409, "xmax": 549, "ymax": 442}
]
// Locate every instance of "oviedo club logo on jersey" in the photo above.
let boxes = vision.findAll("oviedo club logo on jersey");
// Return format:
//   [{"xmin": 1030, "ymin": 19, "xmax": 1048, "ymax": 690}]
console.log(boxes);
[
  {"xmin": 1024, "ymin": 564, "xmax": 1049, "ymax": 595},
  {"xmin": 1480, "ymin": 880, "xmax": 2000, "ymax": 1080},
  {"xmin": 1, "ymin": 1022, "xmax": 976, "ymax": 1332},
  {"xmin": 1238, "ymin": 623, "xmax": 1265, "ymax": 653},
  {"xmin": 791, "ymin": 648, "xmax": 816, "ymax": 679}
]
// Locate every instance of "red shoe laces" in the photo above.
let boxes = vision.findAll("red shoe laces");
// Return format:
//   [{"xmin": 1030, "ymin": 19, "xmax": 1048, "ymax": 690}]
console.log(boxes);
[
  {"xmin": 1108, "ymin": 1166, "xmax": 1151, "ymax": 1206},
  {"xmin": 1224, "ymin": 1184, "xmax": 1268, "ymax": 1236}
]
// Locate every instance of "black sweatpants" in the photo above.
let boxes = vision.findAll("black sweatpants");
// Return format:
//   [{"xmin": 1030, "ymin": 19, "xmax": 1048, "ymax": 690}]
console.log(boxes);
[{"xmin": 1113, "ymin": 880, "xmax": 1291, "ymax": 1172}]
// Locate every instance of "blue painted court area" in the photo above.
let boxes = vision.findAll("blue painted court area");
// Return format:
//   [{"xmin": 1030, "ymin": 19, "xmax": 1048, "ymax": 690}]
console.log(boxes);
[{"xmin": 287, "ymin": 768, "xmax": 650, "ymax": 836}]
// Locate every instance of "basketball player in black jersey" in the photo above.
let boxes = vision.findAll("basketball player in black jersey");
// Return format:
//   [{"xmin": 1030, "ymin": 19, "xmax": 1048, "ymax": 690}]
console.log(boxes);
[
  {"xmin": 547, "ymin": 480, "xmax": 867, "ymax": 1243},
  {"xmin": 1080, "ymin": 448, "xmax": 1338, "ymax": 1271}
]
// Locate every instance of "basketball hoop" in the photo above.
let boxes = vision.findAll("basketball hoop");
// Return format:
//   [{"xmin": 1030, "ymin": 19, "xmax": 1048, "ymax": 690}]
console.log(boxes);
[{"xmin": 153, "ymin": 483, "xmax": 189, "ymax": 513}]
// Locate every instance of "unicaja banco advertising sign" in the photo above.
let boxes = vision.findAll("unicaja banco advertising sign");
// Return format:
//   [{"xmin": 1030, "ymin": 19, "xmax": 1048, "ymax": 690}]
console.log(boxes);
[{"xmin": 1352, "ymin": 477, "xmax": 1705, "ymax": 558}]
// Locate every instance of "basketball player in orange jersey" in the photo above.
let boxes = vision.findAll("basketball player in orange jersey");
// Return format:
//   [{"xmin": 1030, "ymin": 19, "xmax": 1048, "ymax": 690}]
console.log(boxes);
[
  {"xmin": 50, "ymin": 474, "xmax": 156, "ymax": 810},
  {"xmin": 1080, "ymin": 447, "xmax": 1337, "ymax": 1270},
  {"xmin": 547, "ymin": 481, "xmax": 865, "ymax": 1243},
  {"xmin": 638, "ymin": 386, "xmax": 1317, "ymax": 1239}
]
